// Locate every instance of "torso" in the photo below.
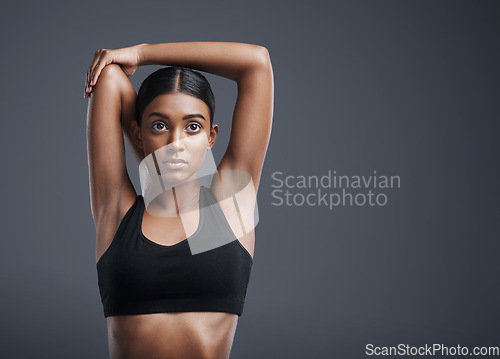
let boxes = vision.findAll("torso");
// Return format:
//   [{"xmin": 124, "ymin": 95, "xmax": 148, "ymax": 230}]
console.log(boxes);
[{"xmin": 95, "ymin": 184, "xmax": 255, "ymax": 359}]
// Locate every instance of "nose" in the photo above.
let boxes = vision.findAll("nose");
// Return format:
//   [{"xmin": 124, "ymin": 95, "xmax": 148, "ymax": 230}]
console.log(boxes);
[{"xmin": 165, "ymin": 128, "xmax": 185, "ymax": 152}]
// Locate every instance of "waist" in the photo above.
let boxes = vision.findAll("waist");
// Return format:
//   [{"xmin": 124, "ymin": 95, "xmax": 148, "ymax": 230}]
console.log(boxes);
[{"xmin": 107, "ymin": 312, "xmax": 239, "ymax": 359}]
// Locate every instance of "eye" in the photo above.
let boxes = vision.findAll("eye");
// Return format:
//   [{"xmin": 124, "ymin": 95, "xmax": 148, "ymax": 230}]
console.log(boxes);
[
  {"xmin": 152, "ymin": 122, "xmax": 167, "ymax": 132},
  {"xmin": 187, "ymin": 123, "xmax": 201, "ymax": 133}
]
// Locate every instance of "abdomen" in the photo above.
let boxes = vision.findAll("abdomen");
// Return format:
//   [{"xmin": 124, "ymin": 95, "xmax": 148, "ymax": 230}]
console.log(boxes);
[{"xmin": 107, "ymin": 311, "xmax": 239, "ymax": 359}]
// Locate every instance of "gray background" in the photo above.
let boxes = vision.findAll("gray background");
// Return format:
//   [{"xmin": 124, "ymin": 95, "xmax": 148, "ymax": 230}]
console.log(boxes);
[{"xmin": 1, "ymin": 0, "xmax": 499, "ymax": 358}]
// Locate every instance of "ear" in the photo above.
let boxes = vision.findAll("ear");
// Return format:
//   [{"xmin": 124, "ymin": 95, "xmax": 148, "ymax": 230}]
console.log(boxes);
[
  {"xmin": 130, "ymin": 120, "xmax": 143, "ymax": 150},
  {"xmin": 128, "ymin": 120, "xmax": 147, "ymax": 165},
  {"xmin": 208, "ymin": 123, "xmax": 218, "ymax": 149}
]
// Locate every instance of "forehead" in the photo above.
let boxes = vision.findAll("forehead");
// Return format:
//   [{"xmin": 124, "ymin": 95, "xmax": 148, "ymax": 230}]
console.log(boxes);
[{"xmin": 145, "ymin": 93, "xmax": 209, "ymax": 117}]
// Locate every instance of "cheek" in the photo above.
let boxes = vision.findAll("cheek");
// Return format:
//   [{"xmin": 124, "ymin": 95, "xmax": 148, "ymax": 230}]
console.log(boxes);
[
  {"xmin": 184, "ymin": 136, "xmax": 209, "ymax": 170},
  {"xmin": 141, "ymin": 132, "xmax": 156, "ymax": 153},
  {"xmin": 185, "ymin": 133, "xmax": 209, "ymax": 154}
]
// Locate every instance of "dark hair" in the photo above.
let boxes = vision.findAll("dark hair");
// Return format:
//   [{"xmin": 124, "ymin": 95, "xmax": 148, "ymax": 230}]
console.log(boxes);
[{"xmin": 136, "ymin": 66, "xmax": 215, "ymax": 127}]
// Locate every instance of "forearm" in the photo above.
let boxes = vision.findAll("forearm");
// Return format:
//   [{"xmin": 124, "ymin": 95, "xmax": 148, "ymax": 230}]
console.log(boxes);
[{"xmin": 136, "ymin": 41, "xmax": 269, "ymax": 81}]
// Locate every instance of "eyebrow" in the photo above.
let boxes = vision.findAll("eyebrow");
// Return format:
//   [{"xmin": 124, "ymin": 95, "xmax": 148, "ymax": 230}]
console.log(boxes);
[{"xmin": 147, "ymin": 112, "xmax": 207, "ymax": 122}]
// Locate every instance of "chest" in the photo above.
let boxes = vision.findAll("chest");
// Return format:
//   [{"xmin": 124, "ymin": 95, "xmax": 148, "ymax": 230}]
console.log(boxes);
[{"xmin": 141, "ymin": 207, "xmax": 199, "ymax": 246}]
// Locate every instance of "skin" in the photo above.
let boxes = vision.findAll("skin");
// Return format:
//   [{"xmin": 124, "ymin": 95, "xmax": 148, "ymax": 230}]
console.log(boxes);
[
  {"xmin": 133, "ymin": 92, "xmax": 217, "ymax": 217},
  {"xmin": 86, "ymin": 43, "xmax": 272, "ymax": 359}
]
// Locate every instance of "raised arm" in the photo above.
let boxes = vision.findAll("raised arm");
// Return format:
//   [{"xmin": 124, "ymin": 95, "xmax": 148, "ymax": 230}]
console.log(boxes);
[{"xmin": 137, "ymin": 42, "xmax": 274, "ymax": 193}]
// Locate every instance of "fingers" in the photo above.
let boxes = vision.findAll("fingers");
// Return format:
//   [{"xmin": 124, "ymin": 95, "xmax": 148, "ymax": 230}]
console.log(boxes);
[
  {"xmin": 84, "ymin": 49, "xmax": 105, "ymax": 98},
  {"xmin": 85, "ymin": 68, "xmax": 91, "ymax": 98},
  {"xmin": 88, "ymin": 50, "xmax": 103, "ymax": 90},
  {"xmin": 90, "ymin": 61, "xmax": 105, "ymax": 87},
  {"xmin": 90, "ymin": 49, "xmax": 108, "ymax": 85}
]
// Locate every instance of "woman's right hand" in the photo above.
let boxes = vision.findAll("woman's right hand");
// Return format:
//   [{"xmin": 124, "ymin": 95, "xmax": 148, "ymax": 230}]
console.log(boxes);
[{"xmin": 84, "ymin": 44, "xmax": 146, "ymax": 98}]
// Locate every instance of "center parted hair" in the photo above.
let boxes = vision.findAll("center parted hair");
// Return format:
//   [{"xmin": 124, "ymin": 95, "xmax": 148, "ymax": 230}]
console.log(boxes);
[{"xmin": 136, "ymin": 66, "xmax": 215, "ymax": 127}]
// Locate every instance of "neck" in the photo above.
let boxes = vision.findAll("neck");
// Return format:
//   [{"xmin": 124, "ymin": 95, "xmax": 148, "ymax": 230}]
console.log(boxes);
[{"xmin": 145, "ymin": 181, "xmax": 201, "ymax": 218}]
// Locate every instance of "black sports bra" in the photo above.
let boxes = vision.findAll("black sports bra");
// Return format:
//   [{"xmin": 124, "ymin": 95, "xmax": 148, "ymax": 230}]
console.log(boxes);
[{"xmin": 96, "ymin": 185, "xmax": 253, "ymax": 318}]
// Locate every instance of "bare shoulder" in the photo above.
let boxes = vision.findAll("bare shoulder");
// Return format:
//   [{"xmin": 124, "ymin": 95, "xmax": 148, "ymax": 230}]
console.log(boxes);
[
  {"xmin": 209, "ymin": 170, "xmax": 256, "ymax": 205},
  {"xmin": 209, "ymin": 170, "xmax": 257, "ymax": 225},
  {"xmin": 208, "ymin": 170, "xmax": 257, "ymax": 259}
]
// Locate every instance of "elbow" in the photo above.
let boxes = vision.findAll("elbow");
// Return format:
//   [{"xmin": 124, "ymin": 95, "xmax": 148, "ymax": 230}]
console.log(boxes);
[
  {"xmin": 238, "ymin": 45, "xmax": 272, "ymax": 81},
  {"xmin": 255, "ymin": 46, "xmax": 271, "ymax": 69}
]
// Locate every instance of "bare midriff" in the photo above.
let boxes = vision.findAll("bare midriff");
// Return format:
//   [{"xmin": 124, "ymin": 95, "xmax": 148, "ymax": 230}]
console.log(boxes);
[{"xmin": 107, "ymin": 311, "xmax": 239, "ymax": 359}]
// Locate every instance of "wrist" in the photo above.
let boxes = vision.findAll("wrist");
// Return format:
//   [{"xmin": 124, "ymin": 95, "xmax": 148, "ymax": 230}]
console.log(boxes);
[{"xmin": 136, "ymin": 43, "xmax": 149, "ymax": 66}]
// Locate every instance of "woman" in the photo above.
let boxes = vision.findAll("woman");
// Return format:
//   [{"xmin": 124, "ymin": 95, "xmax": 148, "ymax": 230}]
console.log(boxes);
[{"xmin": 84, "ymin": 42, "xmax": 273, "ymax": 359}]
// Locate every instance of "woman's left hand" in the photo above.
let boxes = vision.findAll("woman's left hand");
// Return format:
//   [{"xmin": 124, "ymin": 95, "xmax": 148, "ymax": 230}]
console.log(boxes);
[{"xmin": 84, "ymin": 44, "xmax": 145, "ymax": 98}]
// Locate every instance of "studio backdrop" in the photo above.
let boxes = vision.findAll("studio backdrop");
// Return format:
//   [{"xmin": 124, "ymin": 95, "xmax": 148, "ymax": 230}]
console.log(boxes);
[{"xmin": 1, "ymin": 1, "xmax": 499, "ymax": 358}]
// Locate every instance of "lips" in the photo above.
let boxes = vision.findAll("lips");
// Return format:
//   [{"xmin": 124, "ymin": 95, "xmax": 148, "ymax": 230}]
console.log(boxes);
[{"xmin": 162, "ymin": 158, "xmax": 187, "ymax": 164}]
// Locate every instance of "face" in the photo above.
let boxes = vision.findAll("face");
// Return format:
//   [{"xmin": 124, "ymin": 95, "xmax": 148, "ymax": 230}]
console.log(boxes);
[{"xmin": 132, "ymin": 92, "xmax": 218, "ymax": 186}]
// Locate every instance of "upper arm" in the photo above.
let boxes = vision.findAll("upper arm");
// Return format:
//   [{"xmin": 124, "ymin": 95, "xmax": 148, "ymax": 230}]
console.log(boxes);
[
  {"xmin": 217, "ymin": 47, "xmax": 274, "ymax": 194},
  {"xmin": 86, "ymin": 64, "xmax": 136, "ymax": 223}
]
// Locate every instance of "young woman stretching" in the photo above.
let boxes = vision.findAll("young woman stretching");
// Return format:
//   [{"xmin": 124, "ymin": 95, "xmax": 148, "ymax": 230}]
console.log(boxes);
[{"xmin": 84, "ymin": 42, "xmax": 273, "ymax": 359}]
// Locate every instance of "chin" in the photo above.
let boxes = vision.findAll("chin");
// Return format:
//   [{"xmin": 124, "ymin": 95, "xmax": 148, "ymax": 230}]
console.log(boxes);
[{"xmin": 160, "ymin": 169, "xmax": 197, "ymax": 185}]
